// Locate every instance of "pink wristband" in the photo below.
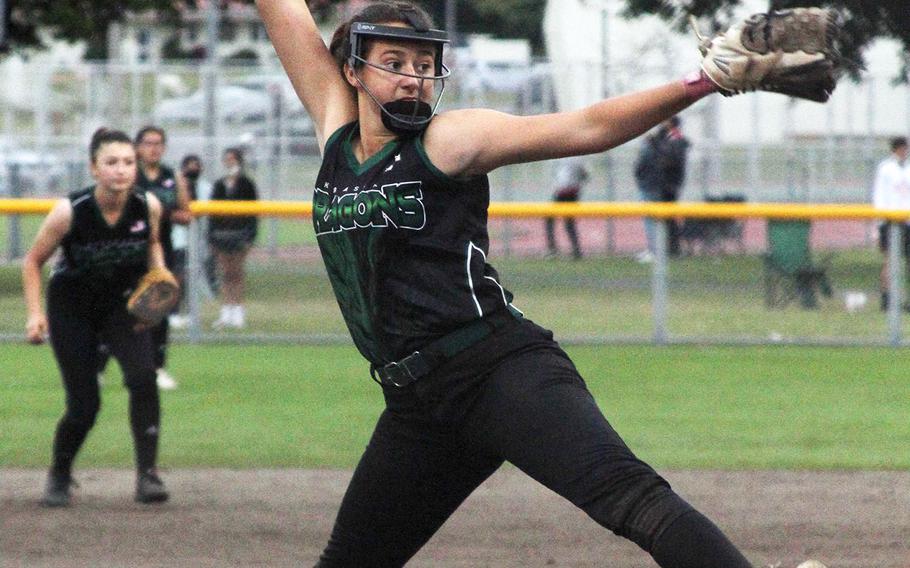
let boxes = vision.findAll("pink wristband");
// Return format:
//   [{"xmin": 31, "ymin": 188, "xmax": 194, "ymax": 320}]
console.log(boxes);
[{"xmin": 682, "ymin": 69, "xmax": 718, "ymax": 101}]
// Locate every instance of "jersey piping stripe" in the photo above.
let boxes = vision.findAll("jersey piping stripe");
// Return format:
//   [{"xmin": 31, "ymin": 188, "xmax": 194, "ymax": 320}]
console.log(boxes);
[
  {"xmin": 71, "ymin": 193, "xmax": 92, "ymax": 207},
  {"xmin": 466, "ymin": 241, "xmax": 483, "ymax": 317},
  {"xmin": 485, "ymin": 274, "xmax": 509, "ymax": 307},
  {"xmin": 466, "ymin": 241, "xmax": 509, "ymax": 318}
]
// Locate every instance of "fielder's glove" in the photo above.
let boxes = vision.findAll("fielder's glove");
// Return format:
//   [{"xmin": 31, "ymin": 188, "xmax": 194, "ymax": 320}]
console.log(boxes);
[
  {"xmin": 692, "ymin": 7, "xmax": 844, "ymax": 102},
  {"xmin": 127, "ymin": 267, "xmax": 180, "ymax": 327}
]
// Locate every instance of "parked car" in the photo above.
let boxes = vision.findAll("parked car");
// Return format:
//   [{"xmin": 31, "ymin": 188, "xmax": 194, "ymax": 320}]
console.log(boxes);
[
  {"xmin": 233, "ymin": 74, "xmax": 305, "ymax": 114},
  {"xmin": 234, "ymin": 74, "xmax": 314, "ymax": 133},
  {"xmin": 455, "ymin": 56, "xmax": 551, "ymax": 108},
  {"xmin": 154, "ymin": 85, "xmax": 272, "ymax": 124},
  {"xmin": 0, "ymin": 140, "xmax": 66, "ymax": 195},
  {"xmin": 154, "ymin": 75, "xmax": 317, "ymax": 127}
]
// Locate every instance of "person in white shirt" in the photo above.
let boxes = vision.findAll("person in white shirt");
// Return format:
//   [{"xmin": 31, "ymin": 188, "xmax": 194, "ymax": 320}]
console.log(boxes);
[{"xmin": 871, "ymin": 136, "xmax": 910, "ymax": 310}]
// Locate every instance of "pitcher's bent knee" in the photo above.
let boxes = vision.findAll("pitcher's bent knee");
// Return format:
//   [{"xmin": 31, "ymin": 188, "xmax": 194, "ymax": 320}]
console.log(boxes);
[{"xmin": 576, "ymin": 462, "xmax": 694, "ymax": 551}]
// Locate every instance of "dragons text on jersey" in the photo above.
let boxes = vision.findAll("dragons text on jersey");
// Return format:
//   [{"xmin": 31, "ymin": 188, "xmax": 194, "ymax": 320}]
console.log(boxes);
[{"xmin": 314, "ymin": 180, "xmax": 426, "ymax": 234}]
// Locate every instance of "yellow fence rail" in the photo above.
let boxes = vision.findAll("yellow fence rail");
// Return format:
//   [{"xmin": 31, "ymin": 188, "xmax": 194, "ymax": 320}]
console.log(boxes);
[
  {"xmin": 3, "ymin": 197, "xmax": 910, "ymax": 347},
  {"xmin": 3, "ymin": 198, "xmax": 910, "ymax": 222}
]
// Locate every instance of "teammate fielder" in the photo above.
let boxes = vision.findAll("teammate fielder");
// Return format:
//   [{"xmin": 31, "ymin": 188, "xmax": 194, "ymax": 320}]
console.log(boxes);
[
  {"xmin": 255, "ymin": 1, "xmax": 835, "ymax": 565},
  {"xmin": 23, "ymin": 128, "xmax": 170, "ymax": 506},
  {"xmin": 134, "ymin": 125, "xmax": 191, "ymax": 389}
]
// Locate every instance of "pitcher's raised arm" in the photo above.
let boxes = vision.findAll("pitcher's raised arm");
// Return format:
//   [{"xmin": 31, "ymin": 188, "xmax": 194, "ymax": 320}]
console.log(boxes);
[{"xmin": 255, "ymin": 0, "xmax": 356, "ymax": 150}]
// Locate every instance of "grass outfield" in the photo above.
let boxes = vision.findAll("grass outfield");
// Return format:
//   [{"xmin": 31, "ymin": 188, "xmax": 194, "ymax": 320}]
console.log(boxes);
[
  {"xmin": 2, "ymin": 343, "xmax": 907, "ymax": 470},
  {"xmin": 0, "ymin": 251, "xmax": 903, "ymax": 340}
]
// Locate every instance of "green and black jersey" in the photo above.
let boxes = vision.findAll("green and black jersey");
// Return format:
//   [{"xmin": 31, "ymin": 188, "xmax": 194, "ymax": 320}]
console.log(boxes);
[
  {"xmin": 314, "ymin": 122, "xmax": 516, "ymax": 365},
  {"xmin": 137, "ymin": 164, "xmax": 178, "ymax": 261},
  {"xmin": 52, "ymin": 187, "xmax": 150, "ymax": 312}
]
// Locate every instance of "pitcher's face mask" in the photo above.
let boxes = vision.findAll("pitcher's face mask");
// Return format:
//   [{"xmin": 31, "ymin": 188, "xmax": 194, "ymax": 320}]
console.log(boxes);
[{"xmin": 348, "ymin": 22, "xmax": 451, "ymax": 135}]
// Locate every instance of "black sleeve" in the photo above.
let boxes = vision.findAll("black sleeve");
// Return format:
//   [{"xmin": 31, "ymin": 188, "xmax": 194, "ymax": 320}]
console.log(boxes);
[
  {"xmin": 662, "ymin": 139, "xmax": 689, "ymax": 188},
  {"xmin": 208, "ymin": 180, "xmax": 227, "ymax": 233},
  {"xmin": 211, "ymin": 179, "xmax": 226, "ymax": 200},
  {"xmin": 240, "ymin": 176, "xmax": 258, "ymax": 200},
  {"xmin": 240, "ymin": 177, "xmax": 258, "ymax": 239}
]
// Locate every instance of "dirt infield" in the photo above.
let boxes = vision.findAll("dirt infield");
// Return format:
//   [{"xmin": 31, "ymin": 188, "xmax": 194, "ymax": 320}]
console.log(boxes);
[{"xmin": 2, "ymin": 468, "xmax": 907, "ymax": 568}]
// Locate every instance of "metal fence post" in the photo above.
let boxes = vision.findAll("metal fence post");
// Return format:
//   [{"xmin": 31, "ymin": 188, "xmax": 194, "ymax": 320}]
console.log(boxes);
[
  {"xmin": 7, "ymin": 163, "xmax": 22, "ymax": 262},
  {"xmin": 887, "ymin": 221, "xmax": 902, "ymax": 346},
  {"xmin": 652, "ymin": 218, "xmax": 669, "ymax": 345},
  {"xmin": 186, "ymin": 216, "xmax": 203, "ymax": 344}
]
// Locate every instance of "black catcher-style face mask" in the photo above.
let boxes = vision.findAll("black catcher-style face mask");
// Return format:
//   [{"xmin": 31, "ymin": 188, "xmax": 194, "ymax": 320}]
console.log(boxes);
[{"xmin": 348, "ymin": 21, "xmax": 451, "ymax": 135}]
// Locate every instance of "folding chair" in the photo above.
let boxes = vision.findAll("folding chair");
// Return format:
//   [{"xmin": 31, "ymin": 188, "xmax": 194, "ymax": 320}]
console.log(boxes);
[
  {"xmin": 763, "ymin": 220, "xmax": 833, "ymax": 309},
  {"xmin": 679, "ymin": 195, "xmax": 746, "ymax": 256}
]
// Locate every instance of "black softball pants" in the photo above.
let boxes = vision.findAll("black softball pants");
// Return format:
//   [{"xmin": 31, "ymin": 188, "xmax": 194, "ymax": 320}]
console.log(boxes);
[
  {"xmin": 316, "ymin": 319, "xmax": 750, "ymax": 567},
  {"xmin": 46, "ymin": 278, "xmax": 161, "ymax": 476}
]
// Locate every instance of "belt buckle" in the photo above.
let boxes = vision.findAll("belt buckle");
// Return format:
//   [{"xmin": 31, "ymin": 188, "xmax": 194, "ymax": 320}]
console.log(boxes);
[
  {"xmin": 384, "ymin": 361, "xmax": 412, "ymax": 387},
  {"xmin": 383, "ymin": 351, "xmax": 421, "ymax": 387}
]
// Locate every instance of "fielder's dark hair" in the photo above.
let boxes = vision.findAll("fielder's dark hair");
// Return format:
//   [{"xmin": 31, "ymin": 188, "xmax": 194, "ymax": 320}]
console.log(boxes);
[
  {"xmin": 891, "ymin": 136, "xmax": 908, "ymax": 151},
  {"xmin": 329, "ymin": 1, "xmax": 435, "ymax": 74},
  {"xmin": 135, "ymin": 125, "xmax": 166, "ymax": 145},
  {"xmin": 89, "ymin": 127, "xmax": 133, "ymax": 163},
  {"xmin": 666, "ymin": 115, "xmax": 681, "ymax": 128},
  {"xmin": 223, "ymin": 147, "xmax": 245, "ymax": 166}
]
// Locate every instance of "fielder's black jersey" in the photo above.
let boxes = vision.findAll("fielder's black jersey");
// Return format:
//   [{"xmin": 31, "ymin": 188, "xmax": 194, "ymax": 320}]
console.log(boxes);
[
  {"xmin": 52, "ymin": 187, "xmax": 150, "ymax": 310},
  {"xmin": 314, "ymin": 122, "xmax": 515, "ymax": 365},
  {"xmin": 137, "ymin": 164, "xmax": 177, "ymax": 258}
]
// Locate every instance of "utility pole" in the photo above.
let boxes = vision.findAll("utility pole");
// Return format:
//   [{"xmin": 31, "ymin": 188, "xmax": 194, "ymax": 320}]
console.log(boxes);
[
  {"xmin": 445, "ymin": 0, "xmax": 457, "ymax": 45},
  {"xmin": 0, "ymin": 0, "xmax": 7, "ymax": 49},
  {"xmin": 204, "ymin": 0, "xmax": 219, "ymax": 165},
  {"xmin": 189, "ymin": 0, "xmax": 221, "ymax": 342},
  {"xmin": 601, "ymin": 0, "xmax": 616, "ymax": 253}
]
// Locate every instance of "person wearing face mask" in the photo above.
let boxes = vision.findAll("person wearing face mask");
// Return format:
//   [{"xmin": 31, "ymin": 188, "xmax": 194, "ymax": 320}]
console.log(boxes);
[
  {"xmin": 208, "ymin": 147, "xmax": 258, "ymax": 329},
  {"xmin": 255, "ymin": 0, "xmax": 844, "ymax": 565},
  {"xmin": 168, "ymin": 155, "xmax": 215, "ymax": 328},
  {"xmin": 257, "ymin": 1, "xmax": 752, "ymax": 566}
]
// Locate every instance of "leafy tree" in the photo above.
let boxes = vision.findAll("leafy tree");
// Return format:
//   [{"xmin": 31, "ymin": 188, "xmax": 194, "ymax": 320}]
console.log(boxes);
[
  {"xmin": 317, "ymin": 0, "xmax": 910, "ymax": 69},
  {"xmin": 276, "ymin": 0, "xmax": 544, "ymax": 51},
  {"xmin": 4, "ymin": 0, "xmax": 908, "ymax": 77},
  {"xmin": 3, "ymin": 0, "xmax": 180, "ymax": 58},
  {"xmin": 447, "ymin": 0, "xmax": 546, "ymax": 52},
  {"xmin": 623, "ymin": 0, "xmax": 910, "ymax": 79}
]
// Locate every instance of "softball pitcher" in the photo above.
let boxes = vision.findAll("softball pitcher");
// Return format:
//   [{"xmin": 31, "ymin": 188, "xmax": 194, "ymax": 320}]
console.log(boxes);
[{"xmin": 255, "ymin": 1, "xmax": 844, "ymax": 566}]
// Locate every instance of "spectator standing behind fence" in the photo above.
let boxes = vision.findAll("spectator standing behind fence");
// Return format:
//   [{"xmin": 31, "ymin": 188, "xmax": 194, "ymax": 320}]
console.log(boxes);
[
  {"xmin": 168, "ymin": 154, "xmax": 214, "ymax": 329},
  {"xmin": 871, "ymin": 136, "xmax": 910, "ymax": 311},
  {"xmin": 545, "ymin": 158, "xmax": 588, "ymax": 259},
  {"xmin": 134, "ymin": 126, "xmax": 191, "ymax": 390},
  {"xmin": 97, "ymin": 127, "xmax": 189, "ymax": 391},
  {"xmin": 209, "ymin": 148, "xmax": 258, "ymax": 329},
  {"xmin": 22, "ymin": 128, "xmax": 170, "ymax": 507},
  {"xmin": 633, "ymin": 116, "xmax": 690, "ymax": 263}
]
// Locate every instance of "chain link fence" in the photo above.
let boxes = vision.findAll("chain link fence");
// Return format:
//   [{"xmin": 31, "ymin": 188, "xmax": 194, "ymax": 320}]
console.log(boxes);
[{"xmin": 1, "ymin": 58, "xmax": 909, "ymax": 345}]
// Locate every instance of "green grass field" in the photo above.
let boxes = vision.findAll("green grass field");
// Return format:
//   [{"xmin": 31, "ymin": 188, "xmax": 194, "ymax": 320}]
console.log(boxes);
[
  {"xmin": 2, "ymin": 343, "xmax": 908, "ymax": 471},
  {"xmin": 0, "ymin": 249, "xmax": 904, "ymax": 340},
  {"xmin": 2, "ymin": 213, "xmax": 907, "ymax": 473},
  {"xmin": 0, "ymin": 215, "xmax": 319, "ymax": 259}
]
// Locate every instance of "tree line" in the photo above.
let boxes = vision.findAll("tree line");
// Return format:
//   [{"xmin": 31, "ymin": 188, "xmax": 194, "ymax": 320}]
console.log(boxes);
[{"xmin": 2, "ymin": 0, "xmax": 908, "ymax": 79}]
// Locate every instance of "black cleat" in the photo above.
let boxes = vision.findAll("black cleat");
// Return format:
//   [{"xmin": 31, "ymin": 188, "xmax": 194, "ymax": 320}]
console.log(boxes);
[
  {"xmin": 135, "ymin": 470, "xmax": 169, "ymax": 504},
  {"xmin": 41, "ymin": 472, "xmax": 75, "ymax": 508}
]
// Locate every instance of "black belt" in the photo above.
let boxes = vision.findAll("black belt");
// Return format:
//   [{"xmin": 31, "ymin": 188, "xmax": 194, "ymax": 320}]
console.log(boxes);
[{"xmin": 371, "ymin": 305, "xmax": 523, "ymax": 388}]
